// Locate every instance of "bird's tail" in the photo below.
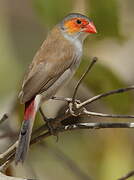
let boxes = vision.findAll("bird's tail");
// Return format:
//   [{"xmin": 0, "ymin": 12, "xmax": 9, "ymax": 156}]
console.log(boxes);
[{"xmin": 15, "ymin": 95, "xmax": 41, "ymax": 164}]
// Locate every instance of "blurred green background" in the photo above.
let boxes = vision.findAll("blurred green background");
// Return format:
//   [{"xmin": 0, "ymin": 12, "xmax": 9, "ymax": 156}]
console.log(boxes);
[{"xmin": 0, "ymin": 0, "xmax": 134, "ymax": 179}]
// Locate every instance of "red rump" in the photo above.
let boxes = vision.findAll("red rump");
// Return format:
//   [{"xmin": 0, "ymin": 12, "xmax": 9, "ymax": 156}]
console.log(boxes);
[{"xmin": 24, "ymin": 99, "xmax": 35, "ymax": 121}]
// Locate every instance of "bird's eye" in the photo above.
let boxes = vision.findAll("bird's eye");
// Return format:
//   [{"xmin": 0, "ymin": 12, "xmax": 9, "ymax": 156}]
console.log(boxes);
[{"xmin": 76, "ymin": 19, "xmax": 82, "ymax": 24}]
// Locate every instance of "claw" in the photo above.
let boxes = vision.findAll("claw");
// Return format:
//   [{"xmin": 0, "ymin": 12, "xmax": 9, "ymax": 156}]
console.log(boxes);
[
  {"xmin": 68, "ymin": 100, "xmax": 87, "ymax": 116},
  {"xmin": 68, "ymin": 102, "xmax": 80, "ymax": 116}
]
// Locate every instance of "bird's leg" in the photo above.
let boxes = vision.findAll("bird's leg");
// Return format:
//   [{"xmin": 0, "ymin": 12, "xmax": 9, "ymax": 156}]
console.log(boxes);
[
  {"xmin": 39, "ymin": 107, "xmax": 59, "ymax": 138},
  {"xmin": 39, "ymin": 107, "xmax": 48, "ymax": 122},
  {"xmin": 39, "ymin": 107, "xmax": 53, "ymax": 133}
]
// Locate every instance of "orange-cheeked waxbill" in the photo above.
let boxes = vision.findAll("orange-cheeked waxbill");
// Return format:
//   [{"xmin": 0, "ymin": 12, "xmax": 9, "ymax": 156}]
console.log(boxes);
[{"xmin": 15, "ymin": 13, "xmax": 97, "ymax": 164}]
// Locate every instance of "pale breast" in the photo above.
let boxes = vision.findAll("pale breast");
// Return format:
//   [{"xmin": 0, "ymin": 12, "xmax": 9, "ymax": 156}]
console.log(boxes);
[{"xmin": 70, "ymin": 40, "xmax": 83, "ymax": 74}]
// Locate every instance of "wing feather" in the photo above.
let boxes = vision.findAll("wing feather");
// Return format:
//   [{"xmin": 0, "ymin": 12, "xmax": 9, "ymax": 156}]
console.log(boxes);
[{"xmin": 19, "ymin": 27, "xmax": 76, "ymax": 103}]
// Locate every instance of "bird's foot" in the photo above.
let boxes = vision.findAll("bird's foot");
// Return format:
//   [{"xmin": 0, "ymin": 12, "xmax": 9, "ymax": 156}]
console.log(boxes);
[
  {"xmin": 46, "ymin": 118, "xmax": 61, "ymax": 142},
  {"xmin": 39, "ymin": 107, "xmax": 59, "ymax": 138},
  {"xmin": 68, "ymin": 100, "xmax": 86, "ymax": 116},
  {"xmin": 46, "ymin": 118, "xmax": 56, "ymax": 134}
]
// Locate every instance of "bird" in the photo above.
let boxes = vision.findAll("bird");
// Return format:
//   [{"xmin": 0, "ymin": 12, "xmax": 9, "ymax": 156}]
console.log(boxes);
[{"xmin": 15, "ymin": 13, "xmax": 97, "ymax": 164}]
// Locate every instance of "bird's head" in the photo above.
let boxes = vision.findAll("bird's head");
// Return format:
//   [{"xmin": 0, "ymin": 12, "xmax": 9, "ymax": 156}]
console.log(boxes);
[{"xmin": 59, "ymin": 13, "xmax": 97, "ymax": 41}]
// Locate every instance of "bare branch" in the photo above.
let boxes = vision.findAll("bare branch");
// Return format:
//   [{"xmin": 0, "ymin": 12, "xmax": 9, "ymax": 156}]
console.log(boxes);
[
  {"xmin": 0, "ymin": 142, "xmax": 18, "ymax": 165},
  {"xmin": 82, "ymin": 109, "xmax": 134, "ymax": 119},
  {"xmin": 63, "ymin": 122, "xmax": 134, "ymax": 130},
  {"xmin": 52, "ymin": 86, "xmax": 134, "ymax": 120},
  {"xmin": 1, "ymin": 56, "xmax": 134, "ymax": 180},
  {"xmin": 0, "ymin": 114, "xmax": 8, "ymax": 125},
  {"xmin": 0, "ymin": 158, "xmax": 13, "ymax": 173},
  {"xmin": 78, "ymin": 86, "xmax": 134, "ymax": 108},
  {"xmin": 31, "ymin": 122, "xmax": 134, "ymax": 146},
  {"xmin": 72, "ymin": 57, "xmax": 97, "ymax": 104},
  {"xmin": 118, "ymin": 171, "xmax": 134, "ymax": 180},
  {"xmin": 1, "ymin": 84, "xmax": 134, "ymax": 171},
  {"xmin": 1, "ymin": 119, "xmax": 134, "ymax": 171}
]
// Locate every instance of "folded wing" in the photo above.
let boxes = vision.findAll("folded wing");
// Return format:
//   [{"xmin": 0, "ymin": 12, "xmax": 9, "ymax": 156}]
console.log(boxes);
[{"xmin": 19, "ymin": 29, "xmax": 75, "ymax": 103}]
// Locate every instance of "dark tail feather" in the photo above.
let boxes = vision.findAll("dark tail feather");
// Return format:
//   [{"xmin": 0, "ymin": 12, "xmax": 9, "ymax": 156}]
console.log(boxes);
[
  {"xmin": 15, "ymin": 95, "xmax": 41, "ymax": 164},
  {"xmin": 15, "ymin": 120, "xmax": 32, "ymax": 164},
  {"xmin": 15, "ymin": 99, "xmax": 35, "ymax": 164}
]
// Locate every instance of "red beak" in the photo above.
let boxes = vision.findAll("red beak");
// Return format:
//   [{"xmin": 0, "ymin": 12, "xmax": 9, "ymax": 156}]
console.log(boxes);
[{"xmin": 84, "ymin": 21, "xmax": 97, "ymax": 34}]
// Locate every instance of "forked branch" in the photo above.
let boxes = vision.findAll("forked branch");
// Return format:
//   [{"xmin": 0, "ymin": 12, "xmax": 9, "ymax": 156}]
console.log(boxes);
[{"xmin": 0, "ymin": 57, "xmax": 134, "ymax": 180}]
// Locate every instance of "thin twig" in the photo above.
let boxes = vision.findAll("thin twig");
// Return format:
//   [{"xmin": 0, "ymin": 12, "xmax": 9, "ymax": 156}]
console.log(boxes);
[
  {"xmin": 118, "ymin": 171, "xmax": 134, "ymax": 180},
  {"xmin": 52, "ymin": 86, "xmax": 134, "ymax": 117},
  {"xmin": 72, "ymin": 57, "xmax": 98, "ymax": 104},
  {"xmin": 64, "ymin": 122, "xmax": 134, "ymax": 129},
  {"xmin": 30, "ymin": 121, "xmax": 134, "ymax": 149},
  {"xmin": 0, "ymin": 142, "xmax": 18, "ymax": 165},
  {"xmin": 0, "ymin": 158, "xmax": 13, "ymax": 173},
  {"xmin": 1, "ymin": 56, "xmax": 134, "ymax": 178},
  {"xmin": 78, "ymin": 86, "xmax": 134, "ymax": 108},
  {"xmin": 32, "ymin": 122, "xmax": 134, "ymax": 144},
  {"xmin": 1, "ymin": 121, "xmax": 134, "ymax": 169},
  {"xmin": 82, "ymin": 109, "xmax": 134, "ymax": 119},
  {"xmin": 0, "ymin": 114, "xmax": 8, "ymax": 125},
  {"xmin": 1, "ymin": 84, "xmax": 134, "ymax": 168}
]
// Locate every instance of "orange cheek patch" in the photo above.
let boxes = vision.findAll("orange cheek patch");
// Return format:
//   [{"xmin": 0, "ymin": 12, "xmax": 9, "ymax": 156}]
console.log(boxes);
[{"xmin": 64, "ymin": 20, "xmax": 80, "ymax": 34}]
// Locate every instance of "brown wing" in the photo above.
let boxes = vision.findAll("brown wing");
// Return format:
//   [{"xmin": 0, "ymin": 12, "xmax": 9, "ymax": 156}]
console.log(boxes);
[{"xmin": 19, "ymin": 27, "xmax": 76, "ymax": 103}]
